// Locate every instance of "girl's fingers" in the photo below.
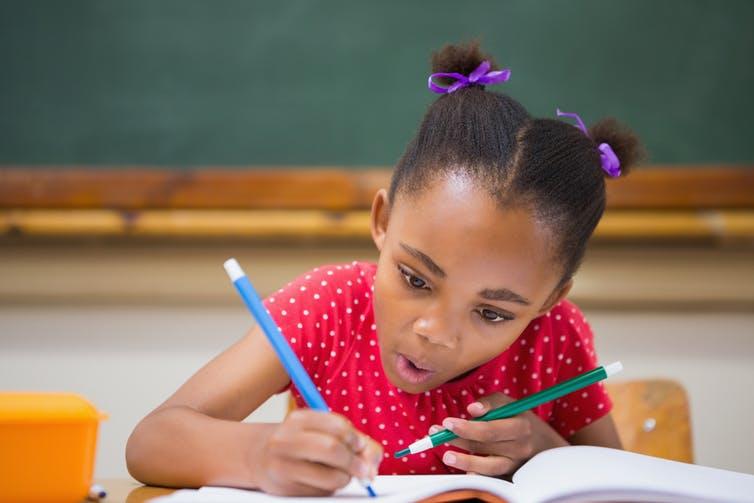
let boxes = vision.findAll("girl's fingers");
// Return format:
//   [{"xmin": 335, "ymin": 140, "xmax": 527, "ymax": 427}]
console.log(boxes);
[
  {"xmin": 466, "ymin": 393, "xmax": 514, "ymax": 417},
  {"xmin": 261, "ymin": 457, "xmax": 340, "ymax": 497},
  {"xmin": 355, "ymin": 432, "xmax": 384, "ymax": 478},
  {"xmin": 446, "ymin": 436, "xmax": 533, "ymax": 459},
  {"xmin": 429, "ymin": 418, "xmax": 533, "ymax": 460},
  {"xmin": 285, "ymin": 410, "xmax": 382, "ymax": 478},
  {"xmin": 446, "ymin": 436, "xmax": 497, "ymax": 455},
  {"xmin": 263, "ymin": 412, "xmax": 382, "ymax": 495},
  {"xmin": 442, "ymin": 416, "xmax": 530, "ymax": 443},
  {"xmin": 271, "ymin": 430, "xmax": 368, "ymax": 479},
  {"xmin": 441, "ymin": 450, "xmax": 517, "ymax": 476},
  {"xmin": 285, "ymin": 458, "xmax": 353, "ymax": 494},
  {"xmin": 288, "ymin": 409, "xmax": 361, "ymax": 452},
  {"xmin": 429, "ymin": 424, "xmax": 443, "ymax": 435},
  {"xmin": 267, "ymin": 480, "xmax": 332, "ymax": 498}
]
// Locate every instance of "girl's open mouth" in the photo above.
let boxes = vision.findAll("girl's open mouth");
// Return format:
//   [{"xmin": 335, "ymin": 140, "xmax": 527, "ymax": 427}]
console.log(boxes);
[{"xmin": 395, "ymin": 353, "xmax": 436, "ymax": 385}]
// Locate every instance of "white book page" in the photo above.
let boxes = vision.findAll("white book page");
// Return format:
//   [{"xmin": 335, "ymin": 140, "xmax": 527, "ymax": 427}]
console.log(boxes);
[
  {"xmin": 151, "ymin": 475, "xmax": 522, "ymax": 503},
  {"xmin": 513, "ymin": 446, "xmax": 754, "ymax": 503}
]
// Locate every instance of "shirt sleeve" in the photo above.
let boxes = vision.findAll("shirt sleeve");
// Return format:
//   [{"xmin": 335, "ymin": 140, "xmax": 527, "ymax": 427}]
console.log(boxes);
[{"xmin": 547, "ymin": 301, "xmax": 613, "ymax": 438}]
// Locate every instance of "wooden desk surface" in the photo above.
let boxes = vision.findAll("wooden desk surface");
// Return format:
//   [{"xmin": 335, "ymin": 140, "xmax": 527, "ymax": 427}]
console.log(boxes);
[{"xmin": 91, "ymin": 479, "xmax": 175, "ymax": 503}]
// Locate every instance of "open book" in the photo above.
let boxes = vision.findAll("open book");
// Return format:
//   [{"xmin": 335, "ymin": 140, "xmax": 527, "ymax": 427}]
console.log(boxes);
[{"xmin": 151, "ymin": 446, "xmax": 754, "ymax": 503}]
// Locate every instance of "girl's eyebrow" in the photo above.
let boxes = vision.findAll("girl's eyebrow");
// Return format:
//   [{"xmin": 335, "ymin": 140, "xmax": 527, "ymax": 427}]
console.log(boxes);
[
  {"xmin": 479, "ymin": 288, "xmax": 531, "ymax": 306},
  {"xmin": 399, "ymin": 242, "xmax": 531, "ymax": 305},
  {"xmin": 399, "ymin": 242, "xmax": 446, "ymax": 278}
]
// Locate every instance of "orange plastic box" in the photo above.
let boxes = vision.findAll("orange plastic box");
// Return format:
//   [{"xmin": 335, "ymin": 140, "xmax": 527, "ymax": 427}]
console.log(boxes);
[{"xmin": 0, "ymin": 392, "xmax": 106, "ymax": 503}]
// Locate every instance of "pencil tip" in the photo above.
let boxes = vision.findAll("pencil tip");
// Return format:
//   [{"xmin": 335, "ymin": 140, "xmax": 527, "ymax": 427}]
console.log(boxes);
[{"xmin": 394, "ymin": 448, "xmax": 409, "ymax": 458}]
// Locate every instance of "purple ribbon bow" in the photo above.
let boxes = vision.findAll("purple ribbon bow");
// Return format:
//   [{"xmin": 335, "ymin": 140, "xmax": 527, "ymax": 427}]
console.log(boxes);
[
  {"xmin": 556, "ymin": 109, "xmax": 621, "ymax": 178},
  {"xmin": 428, "ymin": 60, "xmax": 511, "ymax": 94}
]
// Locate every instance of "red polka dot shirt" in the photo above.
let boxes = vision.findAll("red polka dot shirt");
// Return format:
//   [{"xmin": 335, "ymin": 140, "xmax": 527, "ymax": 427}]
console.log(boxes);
[{"xmin": 263, "ymin": 261, "xmax": 612, "ymax": 475}]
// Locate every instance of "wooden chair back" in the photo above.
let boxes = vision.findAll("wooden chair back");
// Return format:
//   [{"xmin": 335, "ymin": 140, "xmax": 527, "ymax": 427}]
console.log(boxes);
[{"xmin": 607, "ymin": 379, "xmax": 693, "ymax": 463}]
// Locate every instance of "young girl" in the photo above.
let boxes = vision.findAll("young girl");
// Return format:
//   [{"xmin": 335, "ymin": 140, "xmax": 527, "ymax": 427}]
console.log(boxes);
[{"xmin": 126, "ymin": 42, "xmax": 642, "ymax": 496}]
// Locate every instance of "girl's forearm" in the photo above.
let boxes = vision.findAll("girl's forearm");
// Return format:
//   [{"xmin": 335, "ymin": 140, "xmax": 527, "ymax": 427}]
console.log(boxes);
[{"xmin": 126, "ymin": 405, "xmax": 274, "ymax": 489}]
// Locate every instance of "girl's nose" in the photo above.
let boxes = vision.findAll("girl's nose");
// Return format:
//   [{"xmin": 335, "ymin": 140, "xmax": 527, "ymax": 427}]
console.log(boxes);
[{"xmin": 413, "ymin": 308, "xmax": 459, "ymax": 349}]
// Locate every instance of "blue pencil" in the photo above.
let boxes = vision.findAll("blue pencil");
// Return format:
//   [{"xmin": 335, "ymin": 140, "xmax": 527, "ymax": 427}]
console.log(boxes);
[{"xmin": 224, "ymin": 258, "xmax": 377, "ymax": 498}]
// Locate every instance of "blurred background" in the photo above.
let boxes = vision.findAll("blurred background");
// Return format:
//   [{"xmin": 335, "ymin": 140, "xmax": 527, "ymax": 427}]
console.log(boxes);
[{"xmin": 1, "ymin": 0, "xmax": 753, "ymax": 479}]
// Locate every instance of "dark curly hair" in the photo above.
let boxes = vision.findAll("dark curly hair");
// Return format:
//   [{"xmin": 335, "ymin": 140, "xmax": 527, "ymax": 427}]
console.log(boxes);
[{"xmin": 389, "ymin": 41, "xmax": 644, "ymax": 288}]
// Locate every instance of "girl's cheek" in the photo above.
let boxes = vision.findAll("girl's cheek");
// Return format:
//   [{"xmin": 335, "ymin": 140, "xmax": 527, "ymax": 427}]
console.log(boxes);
[{"xmin": 379, "ymin": 278, "xmax": 405, "ymax": 302}]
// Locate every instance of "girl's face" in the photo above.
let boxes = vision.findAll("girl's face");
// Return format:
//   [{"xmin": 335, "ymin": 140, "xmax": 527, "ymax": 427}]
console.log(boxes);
[{"xmin": 371, "ymin": 174, "xmax": 571, "ymax": 394}]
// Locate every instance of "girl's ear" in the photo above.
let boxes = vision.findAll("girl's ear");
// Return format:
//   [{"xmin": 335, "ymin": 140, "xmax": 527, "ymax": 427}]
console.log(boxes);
[
  {"xmin": 538, "ymin": 278, "xmax": 573, "ymax": 315},
  {"xmin": 370, "ymin": 189, "xmax": 390, "ymax": 252}
]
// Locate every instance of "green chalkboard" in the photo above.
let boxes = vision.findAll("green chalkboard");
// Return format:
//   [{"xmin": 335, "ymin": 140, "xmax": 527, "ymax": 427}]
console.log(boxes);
[{"xmin": 1, "ymin": 0, "xmax": 752, "ymax": 166}]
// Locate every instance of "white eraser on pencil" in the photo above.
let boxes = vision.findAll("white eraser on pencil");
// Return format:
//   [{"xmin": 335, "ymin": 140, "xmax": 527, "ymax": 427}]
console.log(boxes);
[
  {"xmin": 223, "ymin": 258, "xmax": 245, "ymax": 282},
  {"xmin": 604, "ymin": 361, "xmax": 623, "ymax": 377}
]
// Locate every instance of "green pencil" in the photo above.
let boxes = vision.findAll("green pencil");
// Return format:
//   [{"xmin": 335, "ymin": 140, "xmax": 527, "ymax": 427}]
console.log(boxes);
[{"xmin": 394, "ymin": 361, "xmax": 623, "ymax": 458}]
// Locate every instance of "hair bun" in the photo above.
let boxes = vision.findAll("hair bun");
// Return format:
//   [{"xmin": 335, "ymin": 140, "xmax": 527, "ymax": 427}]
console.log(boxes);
[
  {"xmin": 431, "ymin": 41, "xmax": 499, "ymax": 85},
  {"xmin": 589, "ymin": 118, "xmax": 645, "ymax": 177}
]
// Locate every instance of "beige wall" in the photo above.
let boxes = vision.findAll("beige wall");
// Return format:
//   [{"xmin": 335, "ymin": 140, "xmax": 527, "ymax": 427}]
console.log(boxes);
[{"xmin": 1, "ymin": 240, "xmax": 753, "ymax": 477}]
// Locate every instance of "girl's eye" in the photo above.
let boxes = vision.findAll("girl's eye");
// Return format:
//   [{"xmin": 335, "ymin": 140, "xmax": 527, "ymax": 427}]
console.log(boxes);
[
  {"xmin": 398, "ymin": 265, "xmax": 429, "ymax": 290},
  {"xmin": 478, "ymin": 308, "xmax": 513, "ymax": 323}
]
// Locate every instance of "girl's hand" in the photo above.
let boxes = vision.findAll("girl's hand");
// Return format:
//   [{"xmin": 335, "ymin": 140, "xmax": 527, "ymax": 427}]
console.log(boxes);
[
  {"xmin": 431, "ymin": 392, "xmax": 568, "ymax": 476},
  {"xmin": 252, "ymin": 409, "xmax": 383, "ymax": 496}
]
